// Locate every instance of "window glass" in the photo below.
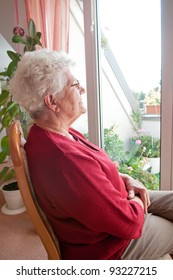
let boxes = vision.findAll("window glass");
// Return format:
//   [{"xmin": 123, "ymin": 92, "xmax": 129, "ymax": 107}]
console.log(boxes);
[{"xmin": 99, "ymin": 0, "xmax": 161, "ymax": 190}]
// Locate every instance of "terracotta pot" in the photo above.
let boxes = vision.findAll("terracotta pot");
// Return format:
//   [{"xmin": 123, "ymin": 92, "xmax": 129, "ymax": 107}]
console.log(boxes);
[{"xmin": 145, "ymin": 105, "xmax": 160, "ymax": 114}]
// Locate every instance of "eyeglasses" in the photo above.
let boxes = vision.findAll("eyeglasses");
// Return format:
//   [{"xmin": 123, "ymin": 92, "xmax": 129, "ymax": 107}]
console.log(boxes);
[{"xmin": 70, "ymin": 80, "xmax": 80, "ymax": 89}]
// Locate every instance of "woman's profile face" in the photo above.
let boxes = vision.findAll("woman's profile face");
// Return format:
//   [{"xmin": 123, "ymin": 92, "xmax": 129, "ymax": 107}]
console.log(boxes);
[{"xmin": 56, "ymin": 72, "xmax": 86, "ymax": 122}]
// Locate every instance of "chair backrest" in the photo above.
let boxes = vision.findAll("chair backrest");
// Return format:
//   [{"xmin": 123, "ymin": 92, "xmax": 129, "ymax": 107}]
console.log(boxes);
[{"xmin": 9, "ymin": 120, "xmax": 61, "ymax": 260}]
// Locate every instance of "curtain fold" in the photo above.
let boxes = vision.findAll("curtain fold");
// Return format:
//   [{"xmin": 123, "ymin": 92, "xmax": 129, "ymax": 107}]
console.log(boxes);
[{"xmin": 24, "ymin": 0, "xmax": 70, "ymax": 52}]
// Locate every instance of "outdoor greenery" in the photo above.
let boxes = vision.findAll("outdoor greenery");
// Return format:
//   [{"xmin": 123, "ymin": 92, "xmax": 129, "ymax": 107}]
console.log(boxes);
[
  {"xmin": 130, "ymin": 134, "xmax": 160, "ymax": 158},
  {"xmin": 0, "ymin": 19, "xmax": 42, "ymax": 183},
  {"xmin": 119, "ymin": 162, "xmax": 159, "ymax": 191},
  {"xmin": 104, "ymin": 125, "xmax": 126, "ymax": 163},
  {"xmin": 133, "ymin": 85, "xmax": 161, "ymax": 115},
  {"xmin": 85, "ymin": 123, "xmax": 159, "ymax": 190},
  {"xmin": 103, "ymin": 124, "xmax": 160, "ymax": 190},
  {"xmin": 144, "ymin": 86, "xmax": 161, "ymax": 105},
  {"xmin": 130, "ymin": 110, "xmax": 160, "ymax": 158}
]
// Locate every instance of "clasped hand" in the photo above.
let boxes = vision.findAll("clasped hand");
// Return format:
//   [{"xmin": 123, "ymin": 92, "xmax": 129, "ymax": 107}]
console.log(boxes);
[{"xmin": 120, "ymin": 173, "xmax": 150, "ymax": 214}]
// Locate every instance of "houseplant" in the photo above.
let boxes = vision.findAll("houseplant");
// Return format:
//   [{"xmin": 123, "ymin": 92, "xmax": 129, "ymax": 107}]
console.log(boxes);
[
  {"xmin": 0, "ymin": 180, "xmax": 26, "ymax": 214},
  {"xmin": 0, "ymin": 19, "xmax": 42, "ymax": 213}
]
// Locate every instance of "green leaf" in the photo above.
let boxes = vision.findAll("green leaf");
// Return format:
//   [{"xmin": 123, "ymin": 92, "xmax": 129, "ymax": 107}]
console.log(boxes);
[
  {"xmin": 7, "ymin": 51, "xmax": 21, "ymax": 62},
  {"xmin": 1, "ymin": 114, "xmax": 12, "ymax": 127},
  {"xmin": 32, "ymin": 37, "xmax": 42, "ymax": 47},
  {"xmin": 33, "ymin": 33, "xmax": 42, "ymax": 46},
  {"xmin": 0, "ymin": 108, "xmax": 6, "ymax": 117},
  {"xmin": 36, "ymin": 32, "xmax": 42, "ymax": 39},
  {"xmin": 0, "ymin": 70, "xmax": 8, "ymax": 77},
  {"xmin": 12, "ymin": 34, "xmax": 27, "ymax": 45},
  {"xmin": 0, "ymin": 90, "xmax": 9, "ymax": 106},
  {"xmin": 0, "ymin": 151, "xmax": 7, "ymax": 164},
  {"xmin": 127, "ymin": 144, "xmax": 140, "ymax": 160},
  {"xmin": 1, "ymin": 135, "xmax": 9, "ymax": 155},
  {"xmin": 7, "ymin": 102, "xmax": 19, "ymax": 118},
  {"xmin": 28, "ymin": 19, "xmax": 36, "ymax": 37},
  {"xmin": 23, "ymin": 45, "xmax": 28, "ymax": 52},
  {"xmin": 26, "ymin": 36, "xmax": 33, "ymax": 45},
  {"xmin": 6, "ymin": 60, "xmax": 18, "ymax": 77},
  {"xmin": 6, "ymin": 101, "xmax": 17, "ymax": 111},
  {"xmin": 0, "ymin": 166, "xmax": 9, "ymax": 179}
]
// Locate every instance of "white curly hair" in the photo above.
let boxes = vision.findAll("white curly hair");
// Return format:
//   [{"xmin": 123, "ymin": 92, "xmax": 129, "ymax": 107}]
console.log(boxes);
[{"xmin": 9, "ymin": 48, "xmax": 75, "ymax": 117}]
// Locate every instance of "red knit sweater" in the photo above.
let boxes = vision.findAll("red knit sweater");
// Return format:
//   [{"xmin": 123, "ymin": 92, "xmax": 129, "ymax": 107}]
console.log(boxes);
[{"xmin": 25, "ymin": 125, "xmax": 144, "ymax": 260}]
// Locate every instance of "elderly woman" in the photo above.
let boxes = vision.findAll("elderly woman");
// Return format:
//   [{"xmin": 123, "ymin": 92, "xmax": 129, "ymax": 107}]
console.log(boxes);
[{"xmin": 10, "ymin": 49, "xmax": 173, "ymax": 260}]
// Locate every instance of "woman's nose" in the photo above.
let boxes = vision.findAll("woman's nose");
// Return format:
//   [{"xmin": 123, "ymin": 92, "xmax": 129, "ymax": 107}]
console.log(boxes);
[{"xmin": 79, "ymin": 85, "xmax": 85, "ymax": 94}]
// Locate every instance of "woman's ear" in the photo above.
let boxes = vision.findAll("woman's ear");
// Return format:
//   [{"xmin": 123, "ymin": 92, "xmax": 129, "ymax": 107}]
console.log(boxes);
[{"xmin": 44, "ymin": 94, "xmax": 60, "ymax": 112}]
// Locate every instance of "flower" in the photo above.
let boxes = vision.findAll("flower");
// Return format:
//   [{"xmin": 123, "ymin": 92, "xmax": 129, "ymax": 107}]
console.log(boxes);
[
  {"xmin": 137, "ymin": 128, "xmax": 146, "ymax": 133},
  {"xmin": 0, "ymin": 19, "xmax": 42, "ymax": 80},
  {"xmin": 127, "ymin": 166, "xmax": 133, "ymax": 171},
  {"xmin": 135, "ymin": 139, "xmax": 142, "ymax": 145},
  {"xmin": 13, "ymin": 27, "xmax": 25, "ymax": 36},
  {"xmin": 131, "ymin": 134, "xmax": 160, "ymax": 158},
  {"xmin": 12, "ymin": 20, "xmax": 42, "ymax": 52}
]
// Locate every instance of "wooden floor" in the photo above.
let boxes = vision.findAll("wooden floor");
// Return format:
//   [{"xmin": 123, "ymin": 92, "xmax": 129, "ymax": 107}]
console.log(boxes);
[{"xmin": 0, "ymin": 190, "xmax": 47, "ymax": 260}]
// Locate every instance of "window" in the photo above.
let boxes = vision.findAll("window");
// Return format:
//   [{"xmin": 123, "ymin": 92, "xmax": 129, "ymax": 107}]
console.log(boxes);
[
  {"xmin": 98, "ymin": 0, "xmax": 161, "ymax": 190},
  {"xmin": 83, "ymin": 0, "xmax": 173, "ymax": 190}
]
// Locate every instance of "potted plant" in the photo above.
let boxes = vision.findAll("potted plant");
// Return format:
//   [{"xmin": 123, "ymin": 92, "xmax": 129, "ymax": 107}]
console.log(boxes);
[
  {"xmin": 144, "ymin": 86, "xmax": 161, "ymax": 114},
  {"xmin": 0, "ymin": 19, "xmax": 42, "ymax": 214},
  {"xmin": 0, "ymin": 180, "xmax": 26, "ymax": 214}
]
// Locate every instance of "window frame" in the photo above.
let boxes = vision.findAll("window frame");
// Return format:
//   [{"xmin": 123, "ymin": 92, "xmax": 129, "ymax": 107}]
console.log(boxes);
[
  {"xmin": 83, "ymin": 0, "xmax": 103, "ymax": 147},
  {"xmin": 160, "ymin": 0, "xmax": 173, "ymax": 190}
]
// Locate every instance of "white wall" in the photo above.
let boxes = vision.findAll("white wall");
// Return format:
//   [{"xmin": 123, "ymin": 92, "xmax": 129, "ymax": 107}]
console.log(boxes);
[
  {"xmin": 0, "ymin": 0, "xmax": 27, "ymax": 51},
  {"xmin": 0, "ymin": 0, "xmax": 28, "ymax": 73},
  {"xmin": 141, "ymin": 117, "xmax": 160, "ymax": 139},
  {"xmin": 0, "ymin": 34, "xmax": 15, "ymax": 72}
]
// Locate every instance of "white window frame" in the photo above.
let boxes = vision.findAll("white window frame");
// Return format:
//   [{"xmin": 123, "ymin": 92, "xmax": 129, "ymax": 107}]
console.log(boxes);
[
  {"xmin": 160, "ymin": 0, "xmax": 173, "ymax": 190},
  {"xmin": 83, "ymin": 0, "xmax": 103, "ymax": 147}
]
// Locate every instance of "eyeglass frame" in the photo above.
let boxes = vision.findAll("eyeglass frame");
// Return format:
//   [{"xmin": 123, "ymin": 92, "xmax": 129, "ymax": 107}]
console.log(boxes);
[{"xmin": 70, "ymin": 80, "xmax": 80, "ymax": 89}]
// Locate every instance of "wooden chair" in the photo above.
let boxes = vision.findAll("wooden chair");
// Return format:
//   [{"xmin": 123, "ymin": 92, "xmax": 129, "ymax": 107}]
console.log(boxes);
[{"xmin": 9, "ymin": 120, "xmax": 61, "ymax": 260}]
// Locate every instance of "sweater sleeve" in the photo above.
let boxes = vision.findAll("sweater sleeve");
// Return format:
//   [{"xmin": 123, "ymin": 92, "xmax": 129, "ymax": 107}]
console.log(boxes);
[{"xmin": 49, "ymin": 152, "xmax": 144, "ymax": 240}]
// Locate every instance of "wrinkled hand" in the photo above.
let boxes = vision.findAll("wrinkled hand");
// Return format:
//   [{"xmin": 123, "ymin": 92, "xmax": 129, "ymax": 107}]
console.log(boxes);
[{"xmin": 120, "ymin": 173, "xmax": 150, "ymax": 214}]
